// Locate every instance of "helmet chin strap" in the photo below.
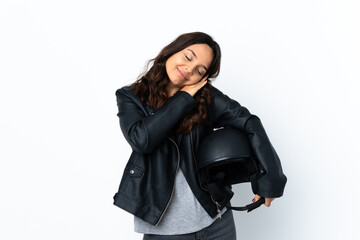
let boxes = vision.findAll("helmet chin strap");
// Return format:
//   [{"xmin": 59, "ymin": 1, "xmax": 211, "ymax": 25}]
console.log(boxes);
[
  {"xmin": 207, "ymin": 172, "xmax": 266, "ymax": 212},
  {"xmin": 226, "ymin": 197, "xmax": 265, "ymax": 212}
]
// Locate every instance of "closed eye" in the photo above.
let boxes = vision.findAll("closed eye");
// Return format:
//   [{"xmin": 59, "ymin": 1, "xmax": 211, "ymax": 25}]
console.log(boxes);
[{"xmin": 184, "ymin": 52, "xmax": 205, "ymax": 76}]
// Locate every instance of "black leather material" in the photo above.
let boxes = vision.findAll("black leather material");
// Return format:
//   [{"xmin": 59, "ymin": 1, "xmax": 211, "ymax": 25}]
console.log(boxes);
[
  {"xmin": 113, "ymin": 85, "xmax": 287, "ymax": 225},
  {"xmin": 197, "ymin": 127, "xmax": 255, "ymax": 169}
]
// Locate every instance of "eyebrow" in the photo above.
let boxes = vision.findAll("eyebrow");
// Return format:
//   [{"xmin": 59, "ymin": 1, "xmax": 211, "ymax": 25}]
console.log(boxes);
[{"xmin": 187, "ymin": 49, "xmax": 208, "ymax": 71}]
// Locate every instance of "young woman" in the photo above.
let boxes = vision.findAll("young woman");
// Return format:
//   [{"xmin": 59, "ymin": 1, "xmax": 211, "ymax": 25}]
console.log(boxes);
[{"xmin": 113, "ymin": 32, "xmax": 287, "ymax": 240}]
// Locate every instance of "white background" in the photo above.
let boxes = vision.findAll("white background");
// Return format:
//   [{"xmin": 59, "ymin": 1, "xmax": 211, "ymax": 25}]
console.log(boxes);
[{"xmin": 1, "ymin": 0, "xmax": 359, "ymax": 239}]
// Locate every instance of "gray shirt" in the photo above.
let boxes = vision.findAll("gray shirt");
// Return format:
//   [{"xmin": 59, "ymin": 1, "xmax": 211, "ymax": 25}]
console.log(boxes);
[{"xmin": 134, "ymin": 168, "xmax": 226, "ymax": 235}]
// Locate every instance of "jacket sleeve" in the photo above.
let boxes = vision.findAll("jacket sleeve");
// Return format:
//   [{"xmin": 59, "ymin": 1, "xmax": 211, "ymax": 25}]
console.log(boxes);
[
  {"xmin": 210, "ymin": 87, "xmax": 287, "ymax": 198},
  {"xmin": 116, "ymin": 88, "xmax": 196, "ymax": 154}
]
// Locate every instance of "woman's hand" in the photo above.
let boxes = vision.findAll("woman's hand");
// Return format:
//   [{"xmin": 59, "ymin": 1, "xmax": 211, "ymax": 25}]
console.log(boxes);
[
  {"xmin": 253, "ymin": 194, "xmax": 275, "ymax": 207},
  {"xmin": 180, "ymin": 78, "xmax": 208, "ymax": 97}
]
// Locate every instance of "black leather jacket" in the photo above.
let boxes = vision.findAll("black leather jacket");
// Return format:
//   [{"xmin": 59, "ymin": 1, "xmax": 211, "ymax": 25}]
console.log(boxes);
[{"xmin": 113, "ymin": 85, "xmax": 287, "ymax": 226}]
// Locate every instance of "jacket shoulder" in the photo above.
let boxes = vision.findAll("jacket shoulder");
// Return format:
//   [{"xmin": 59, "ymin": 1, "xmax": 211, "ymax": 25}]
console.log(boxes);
[
  {"xmin": 115, "ymin": 85, "xmax": 149, "ymax": 116},
  {"xmin": 210, "ymin": 85, "xmax": 223, "ymax": 97},
  {"xmin": 115, "ymin": 85, "xmax": 136, "ymax": 98},
  {"xmin": 210, "ymin": 85, "xmax": 231, "ymax": 102},
  {"xmin": 209, "ymin": 85, "xmax": 234, "ymax": 111}
]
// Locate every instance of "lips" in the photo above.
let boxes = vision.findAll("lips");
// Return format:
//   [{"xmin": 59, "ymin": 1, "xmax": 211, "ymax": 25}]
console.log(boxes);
[{"xmin": 177, "ymin": 68, "xmax": 187, "ymax": 80}]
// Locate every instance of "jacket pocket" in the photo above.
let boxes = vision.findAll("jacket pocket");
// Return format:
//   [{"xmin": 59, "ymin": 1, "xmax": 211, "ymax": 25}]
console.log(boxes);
[
  {"xmin": 124, "ymin": 164, "xmax": 144, "ymax": 178},
  {"xmin": 118, "ymin": 163, "xmax": 148, "ymax": 205}
]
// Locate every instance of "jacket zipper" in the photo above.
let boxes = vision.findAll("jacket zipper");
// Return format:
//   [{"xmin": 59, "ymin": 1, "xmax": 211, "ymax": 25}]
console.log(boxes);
[
  {"xmin": 154, "ymin": 136, "xmax": 181, "ymax": 226},
  {"xmin": 142, "ymin": 107, "xmax": 182, "ymax": 225},
  {"xmin": 190, "ymin": 130, "xmax": 222, "ymax": 219}
]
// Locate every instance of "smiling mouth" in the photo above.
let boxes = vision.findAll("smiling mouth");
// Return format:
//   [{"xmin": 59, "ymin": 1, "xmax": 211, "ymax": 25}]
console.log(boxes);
[{"xmin": 177, "ymin": 68, "xmax": 187, "ymax": 80}]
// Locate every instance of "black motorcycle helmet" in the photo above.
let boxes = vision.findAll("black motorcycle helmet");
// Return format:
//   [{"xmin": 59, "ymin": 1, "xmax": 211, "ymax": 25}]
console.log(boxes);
[{"xmin": 197, "ymin": 127, "xmax": 265, "ymax": 212}]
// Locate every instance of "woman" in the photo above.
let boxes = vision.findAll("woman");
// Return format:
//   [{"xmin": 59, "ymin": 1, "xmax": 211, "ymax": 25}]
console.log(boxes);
[{"xmin": 113, "ymin": 32, "xmax": 287, "ymax": 240}]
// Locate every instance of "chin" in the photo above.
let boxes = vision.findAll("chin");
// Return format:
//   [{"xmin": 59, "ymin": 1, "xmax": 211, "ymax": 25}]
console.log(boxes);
[{"xmin": 169, "ymin": 78, "xmax": 182, "ymax": 88}]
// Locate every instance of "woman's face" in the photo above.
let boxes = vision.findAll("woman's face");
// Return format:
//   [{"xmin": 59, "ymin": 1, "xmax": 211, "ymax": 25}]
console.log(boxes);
[{"xmin": 165, "ymin": 43, "xmax": 214, "ymax": 90}]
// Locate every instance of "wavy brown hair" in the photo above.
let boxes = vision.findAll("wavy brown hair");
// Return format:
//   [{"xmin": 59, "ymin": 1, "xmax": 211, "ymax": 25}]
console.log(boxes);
[{"xmin": 132, "ymin": 32, "xmax": 221, "ymax": 133}]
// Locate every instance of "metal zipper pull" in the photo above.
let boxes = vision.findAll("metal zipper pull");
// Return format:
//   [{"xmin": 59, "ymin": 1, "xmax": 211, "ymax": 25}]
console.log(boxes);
[
  {"xmin": 211, "ymin": 196, "xmax": 222, "ymax": 219},
  {"xmin": 215, "ymin": 201, "xmax": 222, "ymax": 219}
]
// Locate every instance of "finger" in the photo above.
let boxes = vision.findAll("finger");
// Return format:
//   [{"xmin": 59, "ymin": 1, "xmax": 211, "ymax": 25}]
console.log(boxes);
[
  {"xmin": 196, "ymin": 77, "xmax": 207, "ymax": 85},
  {"xmin": 264, "ymin": 198, "xmax": 275, "ymax": 207},
  {"xmin": 201, "ymin": 75, "xmax": 209, "ymax": 81},
  {"xmin": 199, "ymin": 78, "xmax": 208, "ymax": 87},
  {"xmin": 194, "ymin": 78, "xmax": 207, "ymax": 90},
  {"xmin": 252, "ymin": 194, "xmax": 261, "ymax": 202}
]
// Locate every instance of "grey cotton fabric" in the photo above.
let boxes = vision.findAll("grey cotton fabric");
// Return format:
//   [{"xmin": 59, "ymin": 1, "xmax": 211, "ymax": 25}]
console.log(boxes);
[{"xmin": 134, "ymin": 168, "xmax": 227, "ymax": 235}]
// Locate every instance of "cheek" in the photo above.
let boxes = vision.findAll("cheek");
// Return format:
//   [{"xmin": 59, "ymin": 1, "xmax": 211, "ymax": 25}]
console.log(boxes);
[
  {"xmin": 166, "ymin": 57, "xmax": 178, "ymax": 73},
  {"xmin": 185, "ymin": 77, "xmax": 202, "ymax": 85},
  {"xmin": 165, "ymin": 60, "xmax": 174, "ymax": 77}
]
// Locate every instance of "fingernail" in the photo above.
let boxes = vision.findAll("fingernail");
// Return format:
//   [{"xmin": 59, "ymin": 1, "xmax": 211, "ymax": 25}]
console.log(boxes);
[{"xmin": 252, "ymin": 198, "xmax": 255, "ymax": 202}]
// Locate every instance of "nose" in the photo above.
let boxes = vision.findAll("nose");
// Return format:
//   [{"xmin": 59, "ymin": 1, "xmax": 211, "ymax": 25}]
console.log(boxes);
[{"xmin": 184, "ymin": 65, "xmax": 194, "ymax": 76}]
